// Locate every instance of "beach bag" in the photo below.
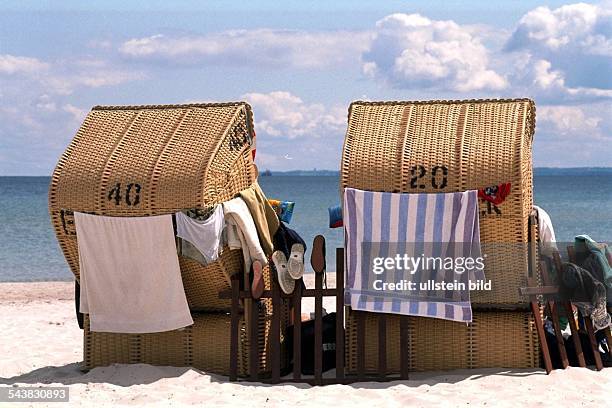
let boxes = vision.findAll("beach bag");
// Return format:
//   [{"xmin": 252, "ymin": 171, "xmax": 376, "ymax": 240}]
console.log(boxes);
[{"xmin": 286, "ymin": 313, "xmax": 337, "ymax": 374}]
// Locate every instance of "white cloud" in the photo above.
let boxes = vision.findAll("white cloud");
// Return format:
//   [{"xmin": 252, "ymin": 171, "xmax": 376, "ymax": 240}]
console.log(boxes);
[
  {"xmin": 362, "ymin": 13, "xmax": 507, "ymax": 92},
  {"xmin": 538, "ymin": 105, "xmax": 602, "ymax": 136},
  {"xmin": 119, "ymin": 30, "xmax": 370, "ymax": 69},
  {"xmin": 505, "ymin": 3, "xmax": 612, "ymax": 100},
  {"xmin": 243, "ymin": 91, "xmax": 345, "ymax": 139},
  {"xmin": 0, "ymin": 54, "xmax": 49, "ymax": 75},
  {"xmin": 241, "ymin": 91, "xmax": 346, "ymax": 170},
  {"xmin": 506, "ymin": 3, "xmax": 611, "ymax": 53}
]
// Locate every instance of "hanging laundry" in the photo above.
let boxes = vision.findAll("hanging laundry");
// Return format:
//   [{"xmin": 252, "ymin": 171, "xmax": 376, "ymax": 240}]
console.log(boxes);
[
  {"xmin": 223, "ymin": 197, "xmax": 268, "ymax": 277},
  {"xmin": 343, "ymin": 188, "xmax": 484, "ymax": 323},
  {"xmin": 268, "ymin": 199, "xmax": 295, "ymax": 223},
  {"xmin": 561, "ymin": 262, "xmax": 610, "ymax": 331},
  {"xmin": 75, "ymin": 212, "xmax": 193, "ymax": 333},
  {"xmin": 534, "ymin": 205, "xmax": 558, "ymax": 257},
  {"xmin": 478, "ymin": 182, "xmax": 511, "ymax": 205},
  {"xmin": 574, "ymin": 235, "xmax": 612, "ymax": 306},
  {"xmin": 175, "ymin": 205, "xmax": 224, "ymax": 264},
  {"xmin": 239, "ymin": 182, "xmax": 279, "ymax": 256},
  {"xmin": 328, "ymin": 204, "xmax": 343, "ymax": 228}
]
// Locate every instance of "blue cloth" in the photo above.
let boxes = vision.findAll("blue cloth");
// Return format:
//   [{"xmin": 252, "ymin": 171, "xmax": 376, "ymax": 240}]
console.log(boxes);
[{"xmin": 343, "ymin": 188, "xmax": 483, "ymax": 323}]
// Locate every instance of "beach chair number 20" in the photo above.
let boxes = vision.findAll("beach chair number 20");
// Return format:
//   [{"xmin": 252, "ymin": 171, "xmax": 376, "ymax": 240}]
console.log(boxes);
[
  {"xmin": 409, "ymin": 165, "xmax": 448, "ymax": 189},
  {"xmin": 107, "ymin": 183, "xmax": 142, "ymax": 206}
]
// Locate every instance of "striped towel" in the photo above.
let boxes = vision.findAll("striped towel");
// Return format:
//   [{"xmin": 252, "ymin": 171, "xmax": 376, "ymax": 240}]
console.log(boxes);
[{"xmin": 343, "ymin": 188, "xmax": 483, "ymax": 323}]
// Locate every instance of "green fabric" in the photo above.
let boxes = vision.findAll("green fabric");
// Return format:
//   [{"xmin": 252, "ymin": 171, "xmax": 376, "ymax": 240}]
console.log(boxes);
[
  {"xmin": 558, "ymin": 316, "xmax": 568, "ymax": 331},
  {"xmin": 575, "ymin": 235, "xmax": 612, "ymax": 288}
]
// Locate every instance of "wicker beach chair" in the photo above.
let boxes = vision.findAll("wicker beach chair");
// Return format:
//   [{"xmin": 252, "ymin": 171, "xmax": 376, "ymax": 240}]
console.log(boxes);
[
  {"xmin": 340, "ymin": 98, "xmax": 541, "ymax": 372},
  {"xmin": 49, "ymin": 102, "xmax": 288, "ymax": 375}
]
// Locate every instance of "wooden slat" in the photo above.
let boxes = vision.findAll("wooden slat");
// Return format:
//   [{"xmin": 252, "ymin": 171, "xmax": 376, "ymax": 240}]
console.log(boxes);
[
  {"xmin": 219, "ymin": 288, "xmax": 336, "ymax": 299},
  {"xmin": 563, "ymin": 301, "xmax": 586, "ymax": 367},
  {"xmin": 606, "ymin": 328, "xmax": 612, "ymax": 361},
  {"xmin": 229, "ymin": 275, "xmax": 240, "ymax": 381},
  {"xmin": 335, "ymin": 248, "xmax": 345, "ymax": 379},
  {"xmin": 314, "ymin": 268, "xmax": 323, "ymax": 385},
  {"xmin": 270, "ymin": 276, "xmax": 281, "ymax": 383},
  {"xmin": 583, "ymin": 315, "xmax": 604, "ymax": 371},
  {"xmin": 531, "ymin": 300, "xmax": 553, "ymax": 374},
  {"xmin": 356, "ymin": 311, "xmax": 366, "ymax": 380},
  {"xmin": 378, "ymin": 314, "xmax": 387, "ymax": 379},
  {"xmin": 399, "ymin": 315, "xmax": 410, "ymax": 380},
  {"xmin": 249, "ymin": 299, "xmax": 259, "ymax": 381},
  {"xmin": 293, "ymin": 280, "xmax": 302, "ymax": 380},
  {"xmin": 527, "ymin": 277, "xmax": 552, "ymax": 374},
  {"xmin": 527, "ymin": 214, "xmax": 538, "ymax": 279},
  {"xmin": 519, "ymin": 286, "xmax": 559, "ymax": 296},
  {"xmin": 540, "ymin": 260, "xmax": 569, "ymax": 368}
]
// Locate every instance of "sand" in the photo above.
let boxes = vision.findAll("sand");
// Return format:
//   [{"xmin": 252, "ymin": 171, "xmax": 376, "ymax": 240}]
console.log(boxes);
[{"xmin": 1, "ymin": 280, "xmax": 610, "ymax": 407}]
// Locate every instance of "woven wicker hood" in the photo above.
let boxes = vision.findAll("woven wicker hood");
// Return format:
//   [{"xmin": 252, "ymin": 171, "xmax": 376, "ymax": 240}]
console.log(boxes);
[
  {"xmin": 340, "ymin": 98, "xmax": 537, "ymax": 305},
  {"xmin": 49, "ymin": 102, "xmax": 257, "ymax": 280}
]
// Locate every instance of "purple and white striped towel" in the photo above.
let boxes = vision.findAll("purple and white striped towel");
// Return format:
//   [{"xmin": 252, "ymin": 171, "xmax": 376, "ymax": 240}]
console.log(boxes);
[{"xmin": 343, "ymin": 188, "xmax": 483, "ymax": 323}]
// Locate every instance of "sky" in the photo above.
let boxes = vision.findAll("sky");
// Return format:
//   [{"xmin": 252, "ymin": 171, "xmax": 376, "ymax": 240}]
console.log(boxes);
[{"xmin": 0, "ymin": 1, "xmax": 610, "ymax": 175}]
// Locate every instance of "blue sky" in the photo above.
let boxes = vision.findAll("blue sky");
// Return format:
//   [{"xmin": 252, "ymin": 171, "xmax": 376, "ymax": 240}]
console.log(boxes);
[{"xmin": 0, "ymin": 1, "xmax": 610, "ymax": 175}]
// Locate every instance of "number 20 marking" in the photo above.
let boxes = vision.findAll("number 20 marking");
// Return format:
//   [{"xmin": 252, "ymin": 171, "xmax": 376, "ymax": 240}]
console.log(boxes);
[{"xmin": 409, "ymin": 165, "xmax": 448, "ymax": 189}]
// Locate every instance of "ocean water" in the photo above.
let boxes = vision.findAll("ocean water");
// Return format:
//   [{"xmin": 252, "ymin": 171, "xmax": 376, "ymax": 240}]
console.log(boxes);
[{"xmin": 0, "ymin": 172, "xmax": 610, "ymax": 281}]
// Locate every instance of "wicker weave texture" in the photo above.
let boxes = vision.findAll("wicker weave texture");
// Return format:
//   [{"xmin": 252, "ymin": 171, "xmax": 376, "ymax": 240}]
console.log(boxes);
[
  {"xmin": 345, "ymin": 310, "xmax": 540, "ymax": 373},
  {"xmin": 341, "ymin": 99, "xmax": 536, "ymax": 305},
  {"xmin": 48, "ymin": 103, "xmax": 257, "ymax": 309},
  {"xmin": 83, "ymin": 307, "xmax": 285, "ymax": 377}
]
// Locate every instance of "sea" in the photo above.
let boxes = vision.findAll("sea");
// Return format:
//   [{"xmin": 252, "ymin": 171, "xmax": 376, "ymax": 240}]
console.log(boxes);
[{"xmin": 0, "ymin": 170, "xmax": 610, "ymax": 282}]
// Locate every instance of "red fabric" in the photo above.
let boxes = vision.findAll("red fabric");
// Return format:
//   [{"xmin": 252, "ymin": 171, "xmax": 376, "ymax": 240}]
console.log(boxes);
[
  {"xmin": 478, "ymin": 182, "xmax": 511, "ymax": 205},
  {"xmin": 251, "ymin": 130, "xmax": 257, "ymax": 160}
]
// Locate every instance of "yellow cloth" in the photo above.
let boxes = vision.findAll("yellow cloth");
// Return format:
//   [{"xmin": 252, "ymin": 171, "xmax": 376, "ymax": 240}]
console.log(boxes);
[{"xmin": 239, "ymin": 182, "xmax": 279, "ymax": 256}]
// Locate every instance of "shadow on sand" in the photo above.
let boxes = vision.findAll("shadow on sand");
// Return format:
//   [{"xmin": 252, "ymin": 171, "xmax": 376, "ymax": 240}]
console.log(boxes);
[{"xmin": 0, "ymin": 362, "xmax": 547, "ymax": 389}]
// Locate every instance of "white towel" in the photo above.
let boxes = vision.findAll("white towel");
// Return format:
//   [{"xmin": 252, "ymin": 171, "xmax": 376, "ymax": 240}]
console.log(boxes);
[
  {"xmin": 75, "ymin": 212, "xmax": 193, "ymax": 333},
  {"xmin": 176, "ymin": 205, "xmax": 224, "ymax": 264},
  {"xmin": 534, "ymin": 205, "xmax": 558, "ymax": 257},
  {"xmin": 222, "ymin": 198, "xmax": 268, "ymax": 277}
]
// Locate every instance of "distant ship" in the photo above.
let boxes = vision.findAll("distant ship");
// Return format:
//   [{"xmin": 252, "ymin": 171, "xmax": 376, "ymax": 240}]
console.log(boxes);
[{"xmin": 261, "ymin": 169, "xmax": 272, "ymax": 176}]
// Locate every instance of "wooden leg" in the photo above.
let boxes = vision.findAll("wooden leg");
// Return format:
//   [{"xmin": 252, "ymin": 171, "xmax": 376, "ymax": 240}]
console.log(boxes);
[
  {"xmin": 399, "ymin": 315, "xmax": 410, "ymax": 380},
  {"xmin": 583, "ymin": 315, "xmax": 604, "ymax": 371},
  {"xmin": 563, "ymin": 302, "xmax": 586, "ymax": 367},
  {"xmin": 292, "ymin": 281, "xmax": 302, "ymax": 380},
  {"xmin": 229, "ymin": 275, "xmax": 240, "ymax": 381},
  {"xmin": 377, "ymin": 314, "xmax": 387, "ymax": 380},
  {"xmin": 335, "ymin": 248, "xmax": 345, "ymax": 380},
  {"xmin": 531, "ymin": 300, "xmax": 553, "ymax": 374},
  {"xmin": 270, "ymin": 278, "xmax": 281, "ymax": 383}
]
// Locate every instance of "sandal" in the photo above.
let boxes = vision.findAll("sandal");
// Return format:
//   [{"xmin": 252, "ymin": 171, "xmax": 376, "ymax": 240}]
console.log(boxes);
[
  {"xmin": 288, "ymin": 243, "xmax": 305, "ymax": 279},
  {"xmin": 272, "ymin": 250, "xmax": 295, "ymax": 295}
]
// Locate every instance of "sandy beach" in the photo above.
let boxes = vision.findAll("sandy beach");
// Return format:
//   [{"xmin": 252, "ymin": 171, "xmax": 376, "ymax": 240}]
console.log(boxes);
[{"xmin": 0, "ymin": 279, "xmax": 609, "ymax": 407}]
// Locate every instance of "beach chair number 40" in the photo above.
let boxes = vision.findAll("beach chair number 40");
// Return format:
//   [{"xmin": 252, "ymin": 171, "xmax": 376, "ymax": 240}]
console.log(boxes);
[
  {"xmin": 107, "ymin": 183, "xmax": 142, "ymax": 206},
  {"xmin": 409, "ymin": 165, "xmax": 448, "ymax": 189}
]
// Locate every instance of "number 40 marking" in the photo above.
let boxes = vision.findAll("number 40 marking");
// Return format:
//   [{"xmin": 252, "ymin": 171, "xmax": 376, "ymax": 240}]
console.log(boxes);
[{"xmin": 107, "ymin": 183, "xmax": 141, "ymax": 206}]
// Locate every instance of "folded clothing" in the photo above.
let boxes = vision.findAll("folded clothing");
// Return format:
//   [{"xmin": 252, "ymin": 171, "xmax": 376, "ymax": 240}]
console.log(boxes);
[
  {"xmin": 239, "ymin": 182, "xmax": 279, "ymax": 256},
  {"xmin": 223, "ymin": 197, "xmax": 268, "ymax": 278},
  {"xmin": 175, "ymin": 205, "xmax": 224, "ymax": 264},
  {"xmin": 75, "ymin": 212, "xmax": 193, "ymax": 333}
]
